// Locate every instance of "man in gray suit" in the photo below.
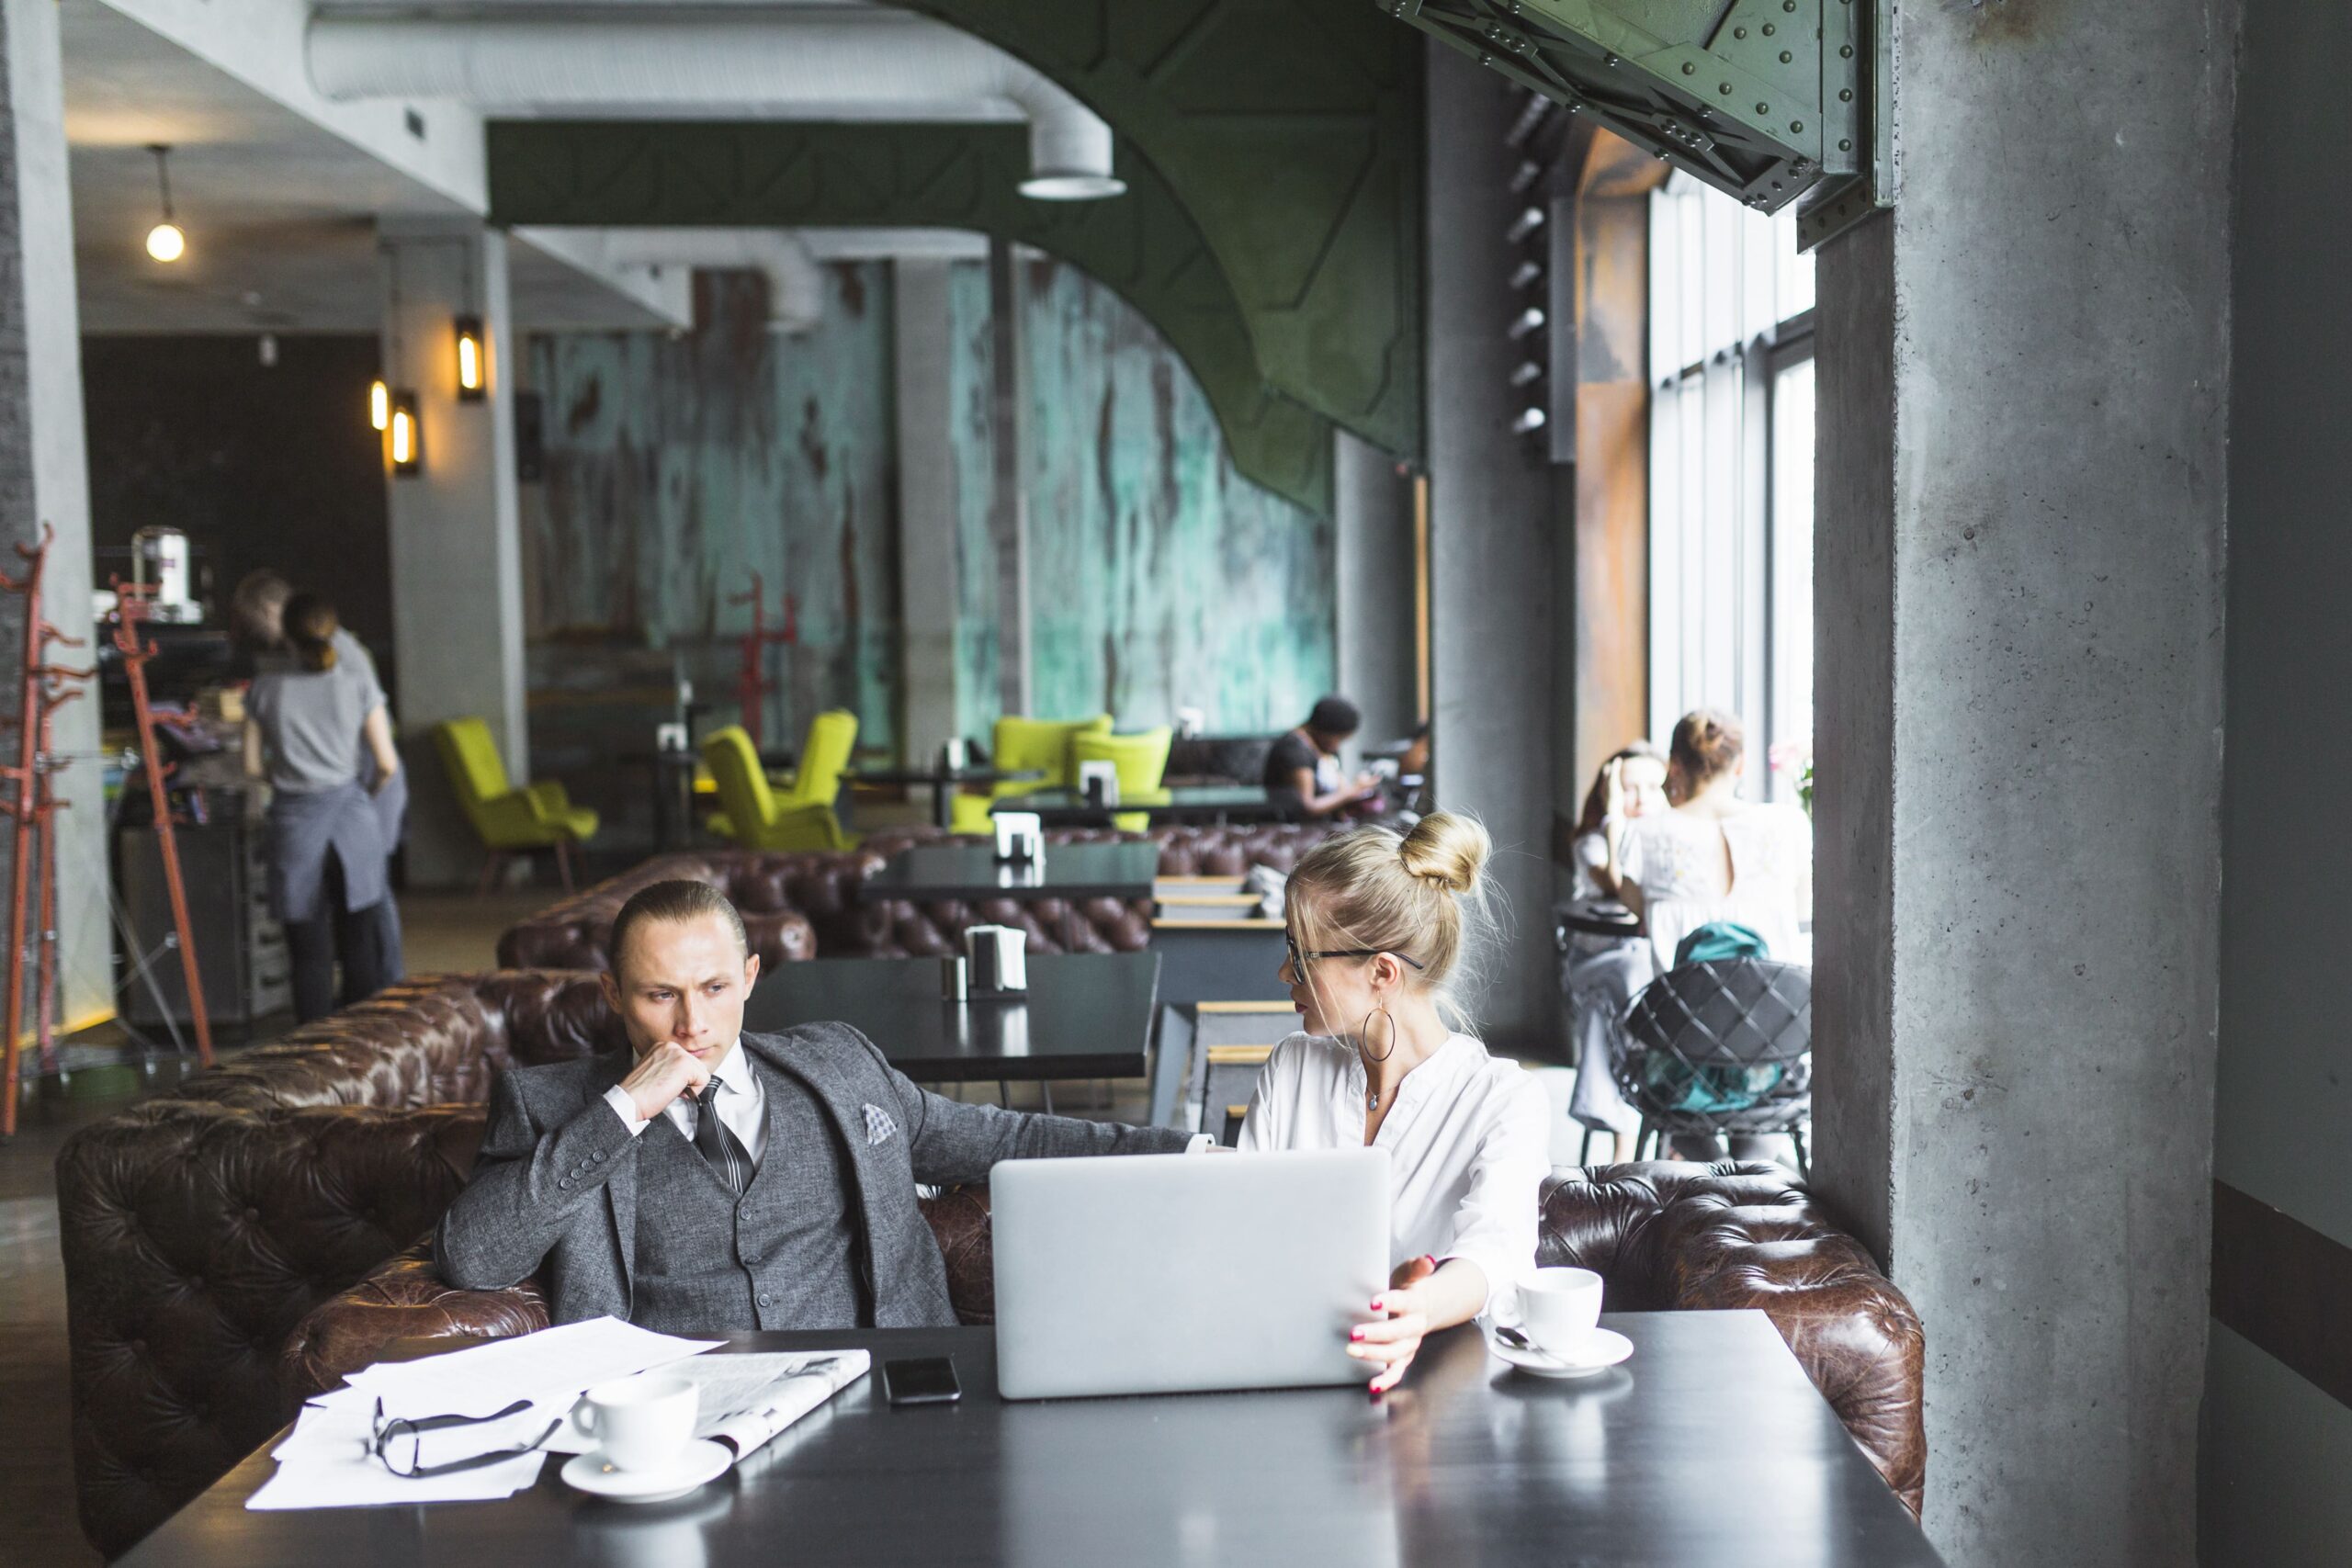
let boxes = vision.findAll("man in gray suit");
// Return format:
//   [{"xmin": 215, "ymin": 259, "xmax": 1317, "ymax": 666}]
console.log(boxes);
[{"xmin": 436, "ymin": 879, "xmax": 1199, "ymax": 1333}]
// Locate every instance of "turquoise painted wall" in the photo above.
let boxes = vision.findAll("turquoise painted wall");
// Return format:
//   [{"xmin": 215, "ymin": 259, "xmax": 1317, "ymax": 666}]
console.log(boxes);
[
  {"xmin": 526, "ymin": 257, "xmax": 1332, "ymax": 765},
  {"xmin": 950, "ymin": 254, "xmax": 1334, "ymax": 739},
  {"xmin": 526, "ymin": 267, "xmax": 899, "ymax": 752}
]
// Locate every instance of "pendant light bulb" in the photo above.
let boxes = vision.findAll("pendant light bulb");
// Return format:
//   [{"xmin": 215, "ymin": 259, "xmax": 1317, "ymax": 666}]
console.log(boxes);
[
  {"xmin": 143, "ymin": 144, "xmax": 186, "ymax": 265},
  {"xmin": 368, "ymin": 378, "xmax": 390, "ymax": 432}
]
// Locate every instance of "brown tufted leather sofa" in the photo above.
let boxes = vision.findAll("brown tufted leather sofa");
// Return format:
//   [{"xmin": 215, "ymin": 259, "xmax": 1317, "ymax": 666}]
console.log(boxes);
[{"xmin": 493, "ymin": 824, "xmax": 1339, "ymax": 972}]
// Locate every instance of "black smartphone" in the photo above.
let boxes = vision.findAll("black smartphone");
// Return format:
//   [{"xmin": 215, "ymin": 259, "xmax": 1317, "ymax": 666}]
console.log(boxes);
[{"xmin": 882, "ymin": 1356, "xmax": 961, "ymax": 1406}]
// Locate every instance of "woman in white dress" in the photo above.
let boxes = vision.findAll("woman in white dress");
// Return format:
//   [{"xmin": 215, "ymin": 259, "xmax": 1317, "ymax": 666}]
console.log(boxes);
[
  {"xmin": 1238, "ymin": 812, "xmax": 1552, "ymax": 1394},
  {"xmin": 1600, "ymin": 708, "xmax": 1812, "ymax": 972},
  {"xmin": 1598, "ymin": 709, "xmax": 1811, "ymax": 1160}
]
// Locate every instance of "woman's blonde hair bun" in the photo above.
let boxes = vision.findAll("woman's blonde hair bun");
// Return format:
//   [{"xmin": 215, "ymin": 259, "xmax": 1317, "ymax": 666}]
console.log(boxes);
[{"xmin": 1397, "ymin": 811, "xmax": 1488, "ymax": 896}]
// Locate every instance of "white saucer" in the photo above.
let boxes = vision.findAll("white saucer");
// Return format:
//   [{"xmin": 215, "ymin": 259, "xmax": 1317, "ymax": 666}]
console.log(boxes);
[
  {"xmin": 1487, "ymin": 1327, "xmax": 1634, "ymax": 1380},
  {"xmin": 560, "ymin": 1438, "xmax": 732, "ymax": 1503}
]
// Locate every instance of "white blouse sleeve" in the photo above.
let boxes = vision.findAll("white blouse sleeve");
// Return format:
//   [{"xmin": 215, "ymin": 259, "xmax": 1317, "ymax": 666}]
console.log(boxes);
[
  {"xmin": 1235, "ymin": 1034, "xmax": 1306, "ymax": 1152},
  {"xmin": 1434, "ymin": 1068, "xmax": 1555, "ymax": 1312}
]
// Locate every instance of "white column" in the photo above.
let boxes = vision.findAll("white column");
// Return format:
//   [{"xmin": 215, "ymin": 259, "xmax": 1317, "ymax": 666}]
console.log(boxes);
[
  {"xmin": 0, "ymin": 0, "xmax": 110, "ymax": 1033},
  {"xmin": 379, "ymin": 220, "xmax": 526, "ymax": 887},
  {"xmin": 893, "ymin": 257, "xmax": 959, "ymax": 764}
]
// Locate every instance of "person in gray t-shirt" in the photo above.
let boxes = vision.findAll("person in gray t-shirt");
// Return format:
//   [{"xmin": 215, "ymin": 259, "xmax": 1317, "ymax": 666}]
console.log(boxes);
[{"xmin": 245, "ymin": 593, "xmax": 405, "ymax": 1021}]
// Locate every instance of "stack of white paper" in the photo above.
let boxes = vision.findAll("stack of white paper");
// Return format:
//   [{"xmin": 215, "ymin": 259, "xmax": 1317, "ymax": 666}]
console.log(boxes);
[{"xmin": 250, "ymin": 1317, "xmax": 722, "ymax": 1511}]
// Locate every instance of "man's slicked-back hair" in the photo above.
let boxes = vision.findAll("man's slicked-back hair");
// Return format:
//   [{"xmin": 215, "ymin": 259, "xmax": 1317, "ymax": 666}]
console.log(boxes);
[{"xmin": 608, "ymin": 879, "xmax": 751, "ymax": 980}]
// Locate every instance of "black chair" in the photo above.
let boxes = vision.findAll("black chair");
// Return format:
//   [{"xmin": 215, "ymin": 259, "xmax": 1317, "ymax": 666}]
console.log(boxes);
[{"xmin": 1612, "ymin": 957, "xmax": 1813, "ymax": 1173}]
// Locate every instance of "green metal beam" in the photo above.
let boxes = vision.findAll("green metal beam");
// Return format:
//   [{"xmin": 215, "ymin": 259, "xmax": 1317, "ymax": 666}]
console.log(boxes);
[
  {"xmin": 1385, "ymin": 0, "xmax": 1892, "ymax": 248},
  {"xmin": 489, "ymin": 120, "xmax": 1336, "ymax": 513},
  {"xmin": 893, "ymin": 0, "xmax": 1424, "ymax": 458}
]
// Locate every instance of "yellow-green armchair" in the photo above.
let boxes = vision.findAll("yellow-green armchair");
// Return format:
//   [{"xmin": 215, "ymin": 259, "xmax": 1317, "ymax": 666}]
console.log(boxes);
[
  {"xmin": 772, "ymin": 709, "xmax": 858, "ymax": 809},
  {"xmin": 948, "ymin": 713, "xmax": 1114, "ymax": 834},
  {"xmin": 703, "ymin": 725, "xmax": 850, "ymax": 852},
  {"xmin": 1073, "ymin": 726, "xmax": 1174, "ymax": 832},
  {"xmin": 432, "ymin": 716, "xmax": 600, "ymax": 893}
]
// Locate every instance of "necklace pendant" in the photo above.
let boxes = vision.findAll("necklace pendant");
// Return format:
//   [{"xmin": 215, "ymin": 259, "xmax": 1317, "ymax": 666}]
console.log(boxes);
[{"xmin": 1367, "ymin": 1089, "xmax": 1380, "ymax": 1111}]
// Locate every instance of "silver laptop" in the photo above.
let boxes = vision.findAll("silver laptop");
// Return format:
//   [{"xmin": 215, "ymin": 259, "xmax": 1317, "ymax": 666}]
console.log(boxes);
[{"xmin": 991, "ymin": 1147, "xmax": 1391, "ymax": 1400}]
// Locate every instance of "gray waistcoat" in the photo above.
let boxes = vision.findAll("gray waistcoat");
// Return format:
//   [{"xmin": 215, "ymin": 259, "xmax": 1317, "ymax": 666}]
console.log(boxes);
[{"xmin": 628, "ymin": 1065, "xmax": 865, "ymax": 1336}]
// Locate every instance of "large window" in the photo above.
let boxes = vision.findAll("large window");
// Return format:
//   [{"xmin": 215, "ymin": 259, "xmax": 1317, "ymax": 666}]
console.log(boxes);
[{"xmin": 1647, "ymin": 175, "xmax": 1815, "ymax": 802}]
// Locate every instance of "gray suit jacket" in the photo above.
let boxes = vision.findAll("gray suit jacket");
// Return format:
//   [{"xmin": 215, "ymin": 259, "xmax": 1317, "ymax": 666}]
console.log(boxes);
[{"xmin": 435, "ymin": 1021, "xmax": 1192, "ymax": 1327}]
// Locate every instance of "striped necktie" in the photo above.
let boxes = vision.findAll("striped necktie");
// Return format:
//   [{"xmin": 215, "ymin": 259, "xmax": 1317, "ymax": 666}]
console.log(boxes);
[{"xmin": 693, "ymin": 1080, "xmax": 754, "ymax": 1197}]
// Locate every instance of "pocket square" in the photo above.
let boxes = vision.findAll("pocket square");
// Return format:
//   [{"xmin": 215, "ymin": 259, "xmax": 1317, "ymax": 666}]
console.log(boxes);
[{"xmin": 863, "ymin": 1103, "xmax": 898, "ymax": 1146}]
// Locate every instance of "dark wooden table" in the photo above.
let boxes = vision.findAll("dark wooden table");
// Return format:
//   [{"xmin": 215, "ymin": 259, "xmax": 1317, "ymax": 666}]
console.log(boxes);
[
  {"xmin": 856, "ymin": 840, "xmax": 1160, "ymax": 904},
  {"xmin": 120, "ymin": 1313, "xmax": 1941, "ymax": 1568},
  {"xmin": 845, "ymin": 765, "xmax": 1043, "ymax": 829},
  {"xmin": 990, "ymin": 785, "xmax": 1301, "ymax": 827},
  {"xmin": 741, "ymin": 950, "xmax": 1160, "ymax": 1087}
]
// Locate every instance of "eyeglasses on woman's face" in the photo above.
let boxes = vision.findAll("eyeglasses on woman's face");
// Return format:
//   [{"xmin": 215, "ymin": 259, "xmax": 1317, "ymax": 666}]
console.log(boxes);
[{"xmin": 1284, "ymin": 931, "xmax": 1427, "ymax": 981}]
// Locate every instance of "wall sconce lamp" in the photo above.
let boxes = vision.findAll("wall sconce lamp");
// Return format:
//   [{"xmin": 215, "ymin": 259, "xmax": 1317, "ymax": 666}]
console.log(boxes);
[
  {"xmin": 389, "ymin": 390, "xmax": 422, "ymax": 476},
  {"xmin": 144, "ymin": 144, "xmax": 186, "ymax": 264},
  {"xmin": 453, "ymin": 315, "xmax": 485, "ymax": 400},
  {"xmin": 368, "ymin": 378, "xmax": 390, "ymax": 432}
]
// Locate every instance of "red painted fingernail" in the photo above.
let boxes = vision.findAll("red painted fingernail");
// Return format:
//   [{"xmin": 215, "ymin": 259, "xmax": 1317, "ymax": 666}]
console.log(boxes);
[
  {"xmin": 1350, "ymin": 1327, "xmax": 1364, "ymax": 1342},
  {"xmin": 1422, "ymin": 1255, "xmax": 1438, "ymax": 1268}
]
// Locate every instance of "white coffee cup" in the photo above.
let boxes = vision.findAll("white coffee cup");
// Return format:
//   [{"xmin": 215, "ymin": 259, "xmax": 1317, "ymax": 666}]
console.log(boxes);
[
  {"xmin": 1507, "ymin": 1266, "xmax": 1604, "ymax": 1358},
  {"xmin": 571, "ymin": 1374, "xmax": 698, "ymax": 1472}
]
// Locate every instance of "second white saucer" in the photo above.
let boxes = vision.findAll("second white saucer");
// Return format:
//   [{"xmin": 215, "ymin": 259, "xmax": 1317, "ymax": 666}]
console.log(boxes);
[
  {"xmin": 1487, "ymin": 1326, "xmax": 1634, "ymax": 1380},
  {"xmin": 560, "ymin": 1438, "xmax": 732, "ymax": 1504}
]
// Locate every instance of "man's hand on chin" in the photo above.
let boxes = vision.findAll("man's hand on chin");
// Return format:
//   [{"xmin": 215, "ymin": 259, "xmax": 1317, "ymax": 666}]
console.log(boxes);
[{"xmin": 621, "ymin": 1043, "xmax": 713, "ymax": 1122}]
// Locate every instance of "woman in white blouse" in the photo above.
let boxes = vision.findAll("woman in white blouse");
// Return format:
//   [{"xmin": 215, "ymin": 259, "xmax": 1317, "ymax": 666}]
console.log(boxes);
[
  {"xmin": 1600, "ymin": 708, "xmax": 1812, "ymax": 970},
  {"xmin": 1238, "ymin": 811, "xmax": 1552, "ymax": 1394}
]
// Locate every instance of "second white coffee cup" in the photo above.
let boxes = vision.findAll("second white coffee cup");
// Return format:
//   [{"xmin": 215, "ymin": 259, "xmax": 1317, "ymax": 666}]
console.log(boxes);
[
  {"xmin": 573, "ymin": 1374, "xmax": 699, "ymax": 1472},
  {"xmin": 1510, "ymin": 1266, "xmax": 1604, "ymax": 1358}
]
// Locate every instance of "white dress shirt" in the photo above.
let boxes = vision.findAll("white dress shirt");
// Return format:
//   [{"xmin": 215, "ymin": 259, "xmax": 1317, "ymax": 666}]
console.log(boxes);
[
  {"xmin": 603, "ymin": 1039, "xmax": 769, "ymax": 1163},
  {"xmin": 1238, "ymin": 1031, "xmax": 1551, "ymax": 1310}
]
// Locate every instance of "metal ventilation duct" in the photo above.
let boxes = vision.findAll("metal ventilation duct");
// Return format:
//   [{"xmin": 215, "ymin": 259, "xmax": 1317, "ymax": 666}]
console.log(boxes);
[
  {"xmin": 551, "ymin": 229, "xmax": 829, "ymax": 333},
  {"xmin": 305, "ymin": 8, "xmax": 1124, "ymax": 200}
]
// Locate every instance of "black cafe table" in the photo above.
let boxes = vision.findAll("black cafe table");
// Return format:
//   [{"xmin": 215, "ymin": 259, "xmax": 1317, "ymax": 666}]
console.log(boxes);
[
  {"xmin": 120, "ymin": 1313, "xmax": 1943, "ymax": 1568},
  {"xmin": 741, "ymin": 950, "xmax": 1160, "ymax": 1098},
  {"xmin": 860, "ymin": 838, "xmax": 1158, "ymax": 911},
  {"xmin": 844, "ymin": 764, "xmax": 1043, "ymax": 830},
  {"xmin": 990, "ymin": 784, "xmax": 1302, "ymax": 828}
]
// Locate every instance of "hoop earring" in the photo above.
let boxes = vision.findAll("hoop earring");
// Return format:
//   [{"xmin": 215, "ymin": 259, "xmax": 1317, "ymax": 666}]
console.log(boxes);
[{"xmin": 1359, "ymin": 1003, "xmax": 1396, "ymax": 1064}]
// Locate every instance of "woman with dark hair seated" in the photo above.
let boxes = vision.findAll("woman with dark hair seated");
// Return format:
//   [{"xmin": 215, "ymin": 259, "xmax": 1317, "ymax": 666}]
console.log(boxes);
[{"xmin": 1263, "ymin": 694, "xmax": 1380, "ymax": 819}]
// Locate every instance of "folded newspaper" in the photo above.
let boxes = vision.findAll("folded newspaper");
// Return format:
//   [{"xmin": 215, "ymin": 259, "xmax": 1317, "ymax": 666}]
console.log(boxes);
[{"xmin": 544, "ymin": 1349, "xmax": 871, "ymax": 1461}]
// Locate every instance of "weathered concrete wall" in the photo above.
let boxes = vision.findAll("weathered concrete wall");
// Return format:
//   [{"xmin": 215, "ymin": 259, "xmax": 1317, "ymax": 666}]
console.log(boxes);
[
  {"xmin": 2204, "ymin": 1, "xmax": 2352, "ymax": 1559},
  {"xmin": 1424, "ymin": 45, "xmax": 1560, "ymax": 1055},
  {"xmin": 1811, "ymin": 1, "xmax": 2235, "ymax": 1563},
  {"xmin": 978, "ymin": 254, "xmax": 1335, "ymax": 733},
  {"xmin": 527, "ymin": 259, "xmax": 1333, "ymax": 761},
  {"xmin": 527, "ymin": 267, "xmax": 899, "ymax": 754}
]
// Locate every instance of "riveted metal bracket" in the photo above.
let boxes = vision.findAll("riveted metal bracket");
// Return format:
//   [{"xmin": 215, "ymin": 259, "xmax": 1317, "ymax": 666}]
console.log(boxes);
[{"xmin": 1385, "ymin": 0, "xmax": 1895, "ymax": 249}]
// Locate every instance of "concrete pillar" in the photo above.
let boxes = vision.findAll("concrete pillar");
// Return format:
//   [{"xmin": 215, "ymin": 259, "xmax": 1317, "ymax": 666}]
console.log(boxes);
[
  {"xmin": 1424, "ymin": 46, "xmax": 1558, "ymax": 1055},
  {"xmin": 984, "ymin": 236, "xmax": 1030, "ymax": 716},
  {"xmin": 0, "ymin": 0, "xmax": 108, "ymax": 1041},
  {"xmin": 379, "ymin": 221, "xmax": 526, "ymax": 887},
  {"xmin": 1811, "ymin": 3, "xmax": 2234, "ymax": 1562},
  {"xmin": 1331, "ymin": 430, "xmax": 1415, "ymax": 762},
  {"xmin": 893, "ymin": 257, "xmax": 959, "ymax": 763}
]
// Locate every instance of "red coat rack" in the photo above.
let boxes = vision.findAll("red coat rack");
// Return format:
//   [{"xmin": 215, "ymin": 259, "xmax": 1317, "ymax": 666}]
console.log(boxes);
[{"xmin": 728, "ymin": 571, "xmax": 797, "ymax": 753}]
